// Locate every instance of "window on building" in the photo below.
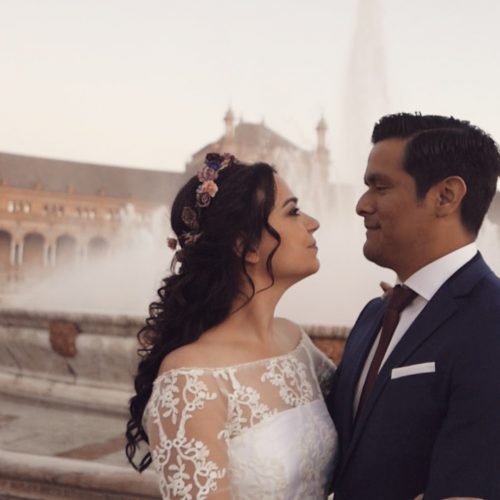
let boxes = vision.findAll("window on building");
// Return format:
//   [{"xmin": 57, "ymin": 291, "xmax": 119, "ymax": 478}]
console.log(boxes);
[
  {"xmin": 7, "ymin": 200, "xmax": 32, "ymax": 213},
  {"xmin": 76, "ymin": 206, "xmax": 98, "ymax": 219},
  {"xmin": 43, "ymin": 203, "xmax": 64, "ymax": 216}
]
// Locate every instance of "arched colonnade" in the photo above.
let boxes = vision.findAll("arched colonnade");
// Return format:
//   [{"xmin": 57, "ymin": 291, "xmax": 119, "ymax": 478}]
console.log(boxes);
[{"xmin": 0, "ymin": 229, "xmax": 110, "ymax": 271}]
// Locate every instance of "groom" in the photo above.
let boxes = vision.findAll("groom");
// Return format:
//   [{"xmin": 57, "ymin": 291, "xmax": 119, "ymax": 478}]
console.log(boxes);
[{"xmin": 328, "ymin": 113, "xmax": 500, "ymax": 500}]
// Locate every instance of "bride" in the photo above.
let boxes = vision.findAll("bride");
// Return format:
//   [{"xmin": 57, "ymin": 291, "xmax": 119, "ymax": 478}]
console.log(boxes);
[{"xmin": 126, "ymin": 153, "xmax": 338, "ymax": 499}]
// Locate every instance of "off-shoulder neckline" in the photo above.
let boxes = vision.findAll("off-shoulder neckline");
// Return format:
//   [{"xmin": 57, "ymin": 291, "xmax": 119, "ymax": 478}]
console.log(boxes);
[{"xmin": 155, "ymin": 330, "xmax": 309, "ymax": 379}]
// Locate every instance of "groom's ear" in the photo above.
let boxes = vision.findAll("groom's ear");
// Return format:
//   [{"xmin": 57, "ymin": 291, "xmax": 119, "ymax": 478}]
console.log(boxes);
[{"xmin": 433, "ymin": 176, "xmax": 467, "ymax": 217}]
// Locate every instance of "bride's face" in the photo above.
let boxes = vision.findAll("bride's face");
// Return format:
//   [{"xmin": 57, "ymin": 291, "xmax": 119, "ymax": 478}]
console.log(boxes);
[{"xmin": 255, "ymin": 175, "xmax": 320, "ymax": 287}]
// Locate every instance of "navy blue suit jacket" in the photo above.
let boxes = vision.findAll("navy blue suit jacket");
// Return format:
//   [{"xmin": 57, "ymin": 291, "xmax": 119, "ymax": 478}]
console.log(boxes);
[{"xmin": 327, "ymin": 254, "xmax": 500, "ymax": 500}]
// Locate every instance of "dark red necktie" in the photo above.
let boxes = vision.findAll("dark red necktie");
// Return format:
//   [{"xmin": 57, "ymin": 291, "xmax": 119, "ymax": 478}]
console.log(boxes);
[{"xmin": 357, "ymin": 285, "xmax": 417, "ymax": 414}]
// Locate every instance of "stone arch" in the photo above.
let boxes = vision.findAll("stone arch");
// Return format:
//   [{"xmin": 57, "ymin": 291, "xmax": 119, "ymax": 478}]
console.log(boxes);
[
  {"xmin": 0, "ymin": 230, "xmax": 12, "ymax": 271},
  {"xmin": 23, "ymin": 232, "xmax": 45, "ymax": 269},
  {"xmin": 55, "ymin": 234, "xmax": 78, "ymax": 268},
  {"xmin": 88, "ymin": 236, "xmax": 109, "ymax": 261}
]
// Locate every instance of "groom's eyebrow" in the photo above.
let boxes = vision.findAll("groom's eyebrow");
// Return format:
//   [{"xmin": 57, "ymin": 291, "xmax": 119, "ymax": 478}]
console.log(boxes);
[
  {"xmin": 282, "ymin": 197, "xmax": 298, "ymax": 208},
  {"xmin": 365, "ymin": 173, "xmax": 391, "ymax": 185}
]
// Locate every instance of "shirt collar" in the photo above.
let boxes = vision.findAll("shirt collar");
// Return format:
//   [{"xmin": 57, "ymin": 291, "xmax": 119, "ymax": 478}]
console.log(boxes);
[{"xmin": 400, "ymin": 242, "xmax": 478, "ymax": 301}]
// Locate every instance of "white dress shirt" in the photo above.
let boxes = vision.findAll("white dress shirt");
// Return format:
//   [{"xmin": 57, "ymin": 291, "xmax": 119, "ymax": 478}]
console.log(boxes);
[{"xmin": 353, "ymin": 243, "xmax": 478, "ymax": 414}]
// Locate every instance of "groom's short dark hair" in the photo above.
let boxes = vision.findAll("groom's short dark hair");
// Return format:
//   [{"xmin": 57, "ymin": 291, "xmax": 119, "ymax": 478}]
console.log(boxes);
[{"xmin": 372, "ymin": 112, "xmax": 500, "ymax": 236}]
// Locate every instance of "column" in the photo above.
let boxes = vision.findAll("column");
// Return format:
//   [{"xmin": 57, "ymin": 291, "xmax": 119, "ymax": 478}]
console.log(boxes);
[{"xmin": 9, "ymin": 240, "xmax": 16, "ymax": 266}]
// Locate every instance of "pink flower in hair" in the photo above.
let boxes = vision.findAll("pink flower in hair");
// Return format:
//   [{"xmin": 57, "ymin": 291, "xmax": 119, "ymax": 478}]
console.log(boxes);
[
  {"xmin": 193, "ymin": 152, "xmax": 238, "ymax": 209},
  {"xmin": 198, "ymin": 166, "xmax": 218, "ymax": 182},
  {"xmin": 203, "ymin": 180, "xmax": 219, "ymax": 197}
]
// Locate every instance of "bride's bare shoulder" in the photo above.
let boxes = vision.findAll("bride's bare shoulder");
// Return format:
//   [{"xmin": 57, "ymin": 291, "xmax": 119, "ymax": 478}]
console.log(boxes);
[{"xmin": 158, "ymin": 342, "xmax": 210, "ymax": 374}]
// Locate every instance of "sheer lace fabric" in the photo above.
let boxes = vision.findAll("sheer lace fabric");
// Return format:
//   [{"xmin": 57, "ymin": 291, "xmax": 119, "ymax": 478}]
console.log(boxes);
[{"xmin": 145, "ymin": 332, "xmax": 338, "ymax": 499}]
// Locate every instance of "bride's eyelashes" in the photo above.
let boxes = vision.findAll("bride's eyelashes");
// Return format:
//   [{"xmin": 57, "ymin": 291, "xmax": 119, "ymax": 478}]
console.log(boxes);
[{"xmin": 288, "ymin": 207, "xmax": 301, "ymax": 216}]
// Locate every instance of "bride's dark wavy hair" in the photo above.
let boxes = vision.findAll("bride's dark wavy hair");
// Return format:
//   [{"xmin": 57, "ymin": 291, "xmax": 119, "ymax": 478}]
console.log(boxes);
[{"xmin": 125, "ymin": 157, "xmax": 280, "ymax": 471}]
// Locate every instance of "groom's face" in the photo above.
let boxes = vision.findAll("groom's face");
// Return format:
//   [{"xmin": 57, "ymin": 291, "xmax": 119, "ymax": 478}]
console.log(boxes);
[{"xmin": 356, "ymin": 138, "xmax": 436, "ymax": 279}]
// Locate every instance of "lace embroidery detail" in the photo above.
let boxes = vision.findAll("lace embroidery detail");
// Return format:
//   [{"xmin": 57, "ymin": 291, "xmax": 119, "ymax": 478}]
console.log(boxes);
[
  {"xmin": 146, "ymin": 333, "xmax": 338, "ymax": 499},
  {"xmin": 261, "ymin": 357, "xmax": 314, "ymax": 406},
  {"xmin": 227, "ymin": 403, "xmax": 336, "ymax": 500},
  {"xmin": 214, "ymin": 368, "xmax": 276, "ymax": 439},
  {"xmin": 295, "ymin": 405, "xmax": 337, "ymax": 497},
  {"xmin": 149, "ymin": 370, "xmax": 226, "ymax": 499},
  {"xmin": 315, "ymin": 354, "xmax": 335, "ymax": 396},
  {"xmin": 228, "ymin": 434, "xmax": 288, "ymax": 499}
]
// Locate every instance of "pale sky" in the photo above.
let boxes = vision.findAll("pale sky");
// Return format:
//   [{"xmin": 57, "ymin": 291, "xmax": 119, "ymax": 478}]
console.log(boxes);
[
  {"xmin": 2, "ymin": 0, "xmax": 500, "ymax": 324},
  {"xmin": 1, "ymin": 0, "xmax": 500, "ymax": 184}
]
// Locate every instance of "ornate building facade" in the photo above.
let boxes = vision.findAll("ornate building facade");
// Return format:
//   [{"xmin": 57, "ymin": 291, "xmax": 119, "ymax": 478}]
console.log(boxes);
[
  {"xmin": 185, "ymin": 109, "xmax": 331, "ymax": 207},
  {"xmin": 0, "ymin": 110, "xmax": 331, "ymax": 290},
  {"xmin": 0, "ymin": 153, "xmax": 183, "ymax": 287}
]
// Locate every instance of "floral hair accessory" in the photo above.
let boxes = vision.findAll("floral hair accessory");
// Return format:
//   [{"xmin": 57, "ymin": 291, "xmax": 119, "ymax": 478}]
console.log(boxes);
[
  {"xmin": 175, "ymin": 206, "xmax": 202, "ymax": 248},
  {"xmin": 172, "ymin": 153, "xmax": 238, "ymax": 250},
  {"xmin": 167, "ymin": 238, "xmax": 178, "ymax": 250},
  {"xmin": 195, "ymin": 153, "xmax": 235, "ymax": 209},
  {"xmin": 181, "ymin": 206, "xmax": 200, "ymax": 231},
  {"xmin": 180, "ymin": 232, "xmax": 201, "ymax": 246}
]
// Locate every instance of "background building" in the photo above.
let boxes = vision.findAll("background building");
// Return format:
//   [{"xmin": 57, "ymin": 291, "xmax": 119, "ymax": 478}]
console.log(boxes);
[
  {"xmin": 0, "ymin": 109, "xmax": 333, "ymax": 291},
  {"xmin": 0, "ymin": 152, "xmax": 183, "ymax": 288}
]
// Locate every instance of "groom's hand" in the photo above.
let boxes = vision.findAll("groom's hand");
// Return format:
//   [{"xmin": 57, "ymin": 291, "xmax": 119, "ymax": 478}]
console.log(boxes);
[{"xmin": 379, "ymin": 281, "xmax": 393, "ymax": 297}]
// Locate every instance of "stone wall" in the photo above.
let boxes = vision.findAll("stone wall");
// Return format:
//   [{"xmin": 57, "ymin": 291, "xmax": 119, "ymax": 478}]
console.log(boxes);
[
  {"xmin": 0, "ymin": 307, "xmax": 349, "ymax": 412},
  {"xmin": 305, "ymin": 323, "xmax": 350, "ymax": 365},
  {"xmin": 0, "ymin": 308, "xmax": 349, "ymax": 499},
  {"xmin": 0, "ymin": 450, "xmax": 160, "ymax": 499},
  {"xmin": 0, "ymin": 308, "xmax": 140, "ymax": 413}
]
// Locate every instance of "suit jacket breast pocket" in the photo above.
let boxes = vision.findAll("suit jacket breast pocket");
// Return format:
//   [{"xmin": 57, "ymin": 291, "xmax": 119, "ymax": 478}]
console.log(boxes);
[
  {"xmin": 382, "ymin": 362, "xmax": 441, "ymax": 423},
  {"xmin": 391, "ymin": 362, "xmax": 435, "ymax": 380}
]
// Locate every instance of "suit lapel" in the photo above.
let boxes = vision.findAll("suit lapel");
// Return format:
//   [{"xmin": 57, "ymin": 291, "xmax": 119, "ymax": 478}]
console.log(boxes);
[
  {"xmin": 337, "ymin": 299, "xmax": 384, "ymax": 444},
  {"xmin": 338, "ymin": 253, "xmax": 492, "ymax": 478},
  {"xmin": 349, "ymin": 293, "xmax": 457, "ymax": 447}
]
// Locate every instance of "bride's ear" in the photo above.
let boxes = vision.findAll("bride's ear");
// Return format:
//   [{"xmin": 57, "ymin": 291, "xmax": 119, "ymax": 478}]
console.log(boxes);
[
  {"xmin": 234, "ymin": 236, "xmax": 260, "ymax": 264},
  {"xmin": 244, "ymin": 249, "xmax": 260, "ymax": 265}
]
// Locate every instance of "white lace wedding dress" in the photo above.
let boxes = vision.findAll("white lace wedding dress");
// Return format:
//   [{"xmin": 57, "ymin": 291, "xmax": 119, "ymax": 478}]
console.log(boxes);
[{"xmin": 145, "ymin": 331, "xmax": 338, "ymax": 499}]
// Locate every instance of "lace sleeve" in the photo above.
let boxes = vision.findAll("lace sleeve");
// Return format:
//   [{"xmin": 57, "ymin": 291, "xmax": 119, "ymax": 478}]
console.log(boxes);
[
  {"xmin": 146, "ymin": 369, "xmax": 231, "ymax": 500},
  {"xmin": 303, "ymin": 334, "xmax": 336, "ymax": 397}
]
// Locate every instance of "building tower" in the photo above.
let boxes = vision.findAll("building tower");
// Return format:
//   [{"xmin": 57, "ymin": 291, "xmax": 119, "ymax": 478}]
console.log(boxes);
[{"xmin": 222, "ymin": 107, "xmax": 235, "ymax": 153}]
